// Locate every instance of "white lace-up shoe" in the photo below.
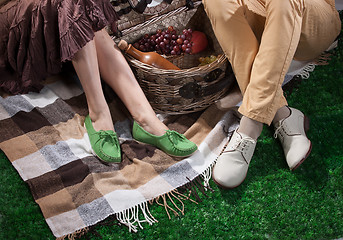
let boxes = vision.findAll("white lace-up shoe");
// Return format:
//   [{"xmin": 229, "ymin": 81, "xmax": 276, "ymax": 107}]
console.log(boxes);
[
  {"xmin": 213, "ymin": 129, "xmax": 257, "ymax": 189},
  {"xmin": 274, "ymin": 107, "xmax": 312, "ymax": 170}
]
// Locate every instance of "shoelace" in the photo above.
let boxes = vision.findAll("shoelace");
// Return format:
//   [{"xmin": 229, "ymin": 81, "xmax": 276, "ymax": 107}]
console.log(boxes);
[
  {"xmin": 234, "ymin": 138, "xmax": 256, "ymax": 154},
  {"xmin": 94, "ymin": 130, "xmax": 119, "ymax": 147},
  {"xmin": 166, "ymin": 130, "xmax": 188, "ymax": 147},
  {"xmin": 274, "ymin": 123, "xmax": 285, "ymax": 139}
]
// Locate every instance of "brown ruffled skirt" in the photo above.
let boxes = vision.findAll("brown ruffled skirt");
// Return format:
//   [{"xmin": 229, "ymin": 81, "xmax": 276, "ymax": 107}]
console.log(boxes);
[{"xmin": 0, "ymin": 0, "xmax": 119, "ymax": 94}]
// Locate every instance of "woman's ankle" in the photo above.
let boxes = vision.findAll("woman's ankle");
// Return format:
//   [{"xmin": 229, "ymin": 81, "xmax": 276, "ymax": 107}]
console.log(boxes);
[
  {"xmin": 133, "ymin": 115, "xmax": 168, "ymax": 136},
  {"xmin": 88, "ymin": 109, "xmax": 114, "ymax": 132}
]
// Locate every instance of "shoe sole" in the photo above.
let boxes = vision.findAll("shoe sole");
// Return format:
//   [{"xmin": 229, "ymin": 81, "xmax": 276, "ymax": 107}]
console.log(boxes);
[
  {"xmin": 91, "ymin": 148, "xmax": 121, "ymax": 164},
  {"xmin": 291, "ymin": 140, "xmax": 312, "ymax": 171},
  {"xmin": 290, "ymin": 115, "xmax": 311, "ymax": 171},
  {"xmin": 212, "ymin": 176, "xmax": 246, "ymax": 189},
  {"xmin": 133, "ymin": 139, "xmax": 196, "ymax": 158}
]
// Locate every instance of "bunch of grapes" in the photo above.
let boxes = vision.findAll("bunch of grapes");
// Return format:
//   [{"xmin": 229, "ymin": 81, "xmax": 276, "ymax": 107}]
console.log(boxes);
[{"xmin": 132, "ymin": 26, "xmax": 193, "ymax": 55}]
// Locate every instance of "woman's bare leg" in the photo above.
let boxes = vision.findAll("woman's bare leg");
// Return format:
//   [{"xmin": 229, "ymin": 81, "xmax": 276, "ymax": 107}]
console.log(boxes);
[
  {"xmin": 72, "ymin": 39, "xmax": 114, "ymax": 132},
  {"xmin": 93, "ymin": 29, "xmax": 168, "ymax": 136}
]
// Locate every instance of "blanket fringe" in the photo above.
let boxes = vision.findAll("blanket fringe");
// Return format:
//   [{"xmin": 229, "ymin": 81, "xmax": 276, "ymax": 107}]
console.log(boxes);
[
  {"xmin": 115, "ymin": 163, "xmax": 215, "ymax": 233},
  {"xmin": 57, "ymin": 162, "xmax": 216, "ymax": 238},
  {"xmin": 201, "ymin": 161, "xmax": 216, "ymax": 189},
  {"xmin": 115, "ymin": 201, "xmax": 157, "ymax": 233},
  {"xmin": 296, "ymin": 63, "xmax": 316, "ymax": 79},
  {"xmin": 313, "ymin": 53, "xmax": 332, "ymax": 66},
  {"xmin": 295, "ymin": 38, "xmax": 338, "ymax": 80},
  {"xmin": 56, "ymin": 227, "xmax": 89, "ymax": 240},
  {"xmin": 110, "ymin": 128, "xmax": 234, "ymax": 235}
]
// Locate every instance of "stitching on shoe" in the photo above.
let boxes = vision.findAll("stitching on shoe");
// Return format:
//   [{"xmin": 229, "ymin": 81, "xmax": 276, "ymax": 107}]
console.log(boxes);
[
  {"xmin": 165, "ymin": 130, "xmax": 196, "ymax": 152},
  {"xmin": 94, "ymin": 132, "xmax": 121, "ymax": 161}
]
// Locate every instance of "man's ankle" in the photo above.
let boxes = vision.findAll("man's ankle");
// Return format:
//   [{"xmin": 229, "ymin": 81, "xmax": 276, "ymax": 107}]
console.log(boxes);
[
  {"xmin": 238, "ymin": 116, "xmax": 263, "ymax": 140},
  {"xmin": 273, "ymin": 106, "xmax": 291, "ymax": 125}
]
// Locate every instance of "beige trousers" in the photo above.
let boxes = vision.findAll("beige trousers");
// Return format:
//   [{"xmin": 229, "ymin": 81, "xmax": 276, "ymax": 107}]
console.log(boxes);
[{"xmin": 203, "ymin": 0, "xmax": 341, "ymax": 125}]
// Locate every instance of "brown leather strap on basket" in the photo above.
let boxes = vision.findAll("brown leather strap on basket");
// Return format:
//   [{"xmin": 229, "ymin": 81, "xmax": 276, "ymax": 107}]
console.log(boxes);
[
  {"xmin": 131, "ymin": 0, "xmax": 152, "ymax": 13},
  {"xmin": 179, "ymin": 71, "xmax": 235, "ymax": 99},
  {"xmin": 128, "ymin": 0, "xmax": 182, "ymax": 14}
]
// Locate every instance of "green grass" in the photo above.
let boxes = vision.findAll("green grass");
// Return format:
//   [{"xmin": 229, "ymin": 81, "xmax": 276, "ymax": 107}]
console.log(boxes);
[{"xmin": 1, "ymin": 20, "xmax": 343, "ymax": 240}]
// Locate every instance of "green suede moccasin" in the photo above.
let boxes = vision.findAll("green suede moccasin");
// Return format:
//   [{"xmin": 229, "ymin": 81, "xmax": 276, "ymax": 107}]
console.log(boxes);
[
  {"xmin": 84, "ymin": 115, "xmax": 121, "ymax": 163},
  {"xmin": 132, "ymin": 121, "xmax": 198, "ymax": 157}
]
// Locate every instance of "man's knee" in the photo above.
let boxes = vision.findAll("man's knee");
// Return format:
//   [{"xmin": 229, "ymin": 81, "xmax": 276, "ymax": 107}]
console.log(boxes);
[
  {"xmin": 203, "ymin": 0, "xmax": 244, "ymax": 23},
  {"xmin": 265, "ymin": 0, "xmax": 304, "ymax": 15}
]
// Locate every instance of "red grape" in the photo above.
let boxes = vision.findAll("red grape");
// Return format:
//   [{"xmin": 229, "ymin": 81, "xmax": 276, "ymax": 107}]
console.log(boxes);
[
  {"xmin": 159, "ymin": 42, "xmax": 166, "ymax": 48},
  {"xmin": 131, "ymin": 26, "xmax": 194, "ymax": 55},
  {"xmin": 164, "ymin": 39, "xmax": 170, "ymax": 44},
  {"xmin": 173, "ymin": 45, "xmax": 180, "ymax": 52},
  {"xmin": 176, "ymin": 38, "xmax": 183, "ymax": 45}
]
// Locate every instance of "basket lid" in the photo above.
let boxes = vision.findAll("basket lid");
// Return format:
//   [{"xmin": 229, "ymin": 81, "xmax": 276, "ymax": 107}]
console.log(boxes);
[
  {"xmin": 128, "ymin": 0, "xmax": 170, "ymax": 15},
  {"xmin": 112, "ymin": 0, "xmax": 198, "ymax": 33}
]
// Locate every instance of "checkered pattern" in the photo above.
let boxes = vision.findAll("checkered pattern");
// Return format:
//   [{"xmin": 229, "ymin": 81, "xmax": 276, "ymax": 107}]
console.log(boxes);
[{"xmin": 0, "ymin": 78, "xmax": 239, "ymax": 238}]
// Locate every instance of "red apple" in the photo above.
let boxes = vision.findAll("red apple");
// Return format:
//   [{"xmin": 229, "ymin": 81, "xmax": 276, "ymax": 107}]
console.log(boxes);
[{"xmin": 191, "ymin": 31, "xmax": 208, "ymax": 54}]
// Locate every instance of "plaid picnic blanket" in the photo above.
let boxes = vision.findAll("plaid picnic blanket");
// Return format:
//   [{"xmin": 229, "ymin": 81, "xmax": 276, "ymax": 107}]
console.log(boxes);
[
  {"xmin": 0, "ymin": 49, "xmax": 328, "ymax": 238},
  {"xmin": 0, "ymin": 73, "xmax": 241, "ymax": 238}
]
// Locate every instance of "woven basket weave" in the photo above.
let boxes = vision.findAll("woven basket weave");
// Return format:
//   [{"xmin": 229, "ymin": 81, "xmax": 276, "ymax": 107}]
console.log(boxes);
[{"xmin": 113, "ymin": 1, "xmax": 235, "ymax": 114}]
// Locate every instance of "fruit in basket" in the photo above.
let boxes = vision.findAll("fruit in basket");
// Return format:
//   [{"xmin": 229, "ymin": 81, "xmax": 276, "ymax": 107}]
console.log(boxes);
[
  {"xmin": 131, "ymin": 26, "xmax": 209, "ymax": 56},
  {"xmin": 198, "ymin": 55, "xmax": 219, "ymax": 66},
  {"xmin": 191, "ymin": 31, "xmax": 208, "ymax": 54},
  {"xmin": 132, "ymin": 26, "xmax": 194, "ymax": 55}
]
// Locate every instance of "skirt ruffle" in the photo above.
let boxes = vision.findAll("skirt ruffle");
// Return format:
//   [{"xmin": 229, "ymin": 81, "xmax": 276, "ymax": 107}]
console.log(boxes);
[{"xmin": 0, "ymin": 0, "xmax": 119, "ymax": 94}]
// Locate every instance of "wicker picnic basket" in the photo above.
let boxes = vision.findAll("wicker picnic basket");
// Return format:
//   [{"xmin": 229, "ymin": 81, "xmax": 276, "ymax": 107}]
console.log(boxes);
[{"xmin": 111, "ymin": 0, "xmax": 235, "ymax": 114}]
